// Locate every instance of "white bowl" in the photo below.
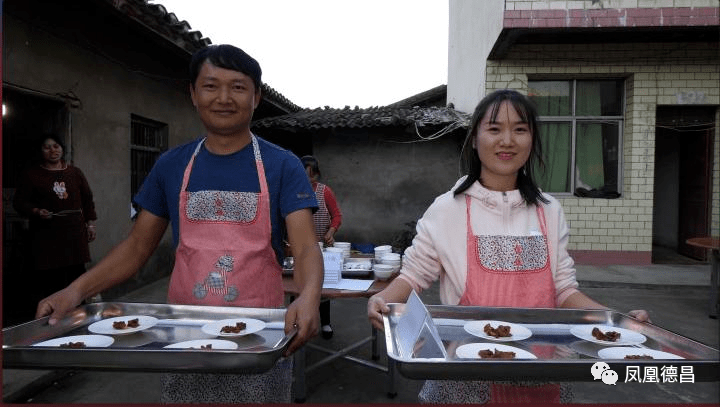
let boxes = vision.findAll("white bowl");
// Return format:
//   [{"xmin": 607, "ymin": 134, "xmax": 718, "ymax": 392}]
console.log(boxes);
[
  {"xmin": 381, "ymin": 253, "xmax": 401, "ymax": 261},
  {"xmin": 334, "ymin": 242, "xmax": 351, "ymax": 248},
  {"xmin": 373, "ymin": 264, "xmax": 395, "ymax": 280}
]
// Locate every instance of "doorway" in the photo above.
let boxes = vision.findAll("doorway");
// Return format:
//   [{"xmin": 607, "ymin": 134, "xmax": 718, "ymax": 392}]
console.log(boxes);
[
  {"xmin": 652, "ymin": 106, "xmax": 716, "ymax": 263},
  {"xmin": 2, "ymin": 85, "xmax": 69, "ymax": 326}
]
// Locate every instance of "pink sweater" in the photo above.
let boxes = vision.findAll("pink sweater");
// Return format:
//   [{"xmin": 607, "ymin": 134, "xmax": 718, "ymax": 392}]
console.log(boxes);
[{"xmin": 398, "ymin": 178, "xmax": 580, "ymax": 306}]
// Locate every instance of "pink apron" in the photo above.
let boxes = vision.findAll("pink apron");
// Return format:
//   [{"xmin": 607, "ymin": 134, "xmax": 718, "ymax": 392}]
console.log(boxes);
[
  {"xmin": 167, "ymin": 136, "xmax": 283, "ymax": 308},
  {"xmin": 460, "ymin": 194, "xmax": 560, "ymax": 404}
]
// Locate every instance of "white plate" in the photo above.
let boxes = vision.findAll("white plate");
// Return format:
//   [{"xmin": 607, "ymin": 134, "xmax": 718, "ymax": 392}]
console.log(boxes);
[
  {"xmin": 33, "ymin": 334, "xmax": 115, "ymax": 348},
  {"xmin": 87, "ymin": 315, "xmax": 158, "ymax": 336},
  {"xmin": 598, "ymin": 347, "xmax": 684, "ymax": 360},
  {"xmin": 463, "ymin": 320, "xmax": 533, "ymax": 342},
  {"xmin": 455, "ymin": 343, "xmax": 537, "ymax": 359},
  {"xmin": 201, "ymin": 318, "xmax": 266, "ymax": 337},
  {"xmin": 164, "ymin": 339, "xmax": 239, "ymax": 350},
  {"xmin": 570, "ymin": 325, "xmax": 646, "ymax": 346}
]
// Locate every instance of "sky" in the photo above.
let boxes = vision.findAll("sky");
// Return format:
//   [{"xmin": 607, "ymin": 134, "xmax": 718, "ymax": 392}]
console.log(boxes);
[{"xmin": 152, "ymin": 0, "xmax": 449, "ymax": 109}]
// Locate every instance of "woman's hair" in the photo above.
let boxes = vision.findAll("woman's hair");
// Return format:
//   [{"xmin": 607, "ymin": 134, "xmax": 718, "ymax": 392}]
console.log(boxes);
[
  {"xmin": 454, "ymin": 89, "xmax": 548, "ymax": 206},
  {"xmin": 300, "ymin": 155, "xmax": 321, "ymax": 179},
  {"xmin": 189, "ymin": 44, "xmax": 262, "ymax": 90},
  {"xmin": 36, "ymin": 133, "xmax": 66, "ymax": 163}
]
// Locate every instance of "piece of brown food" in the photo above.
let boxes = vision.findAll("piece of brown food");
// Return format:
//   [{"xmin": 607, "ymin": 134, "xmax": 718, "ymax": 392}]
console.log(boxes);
[
  {"xmin": 624, "ymin": 354, "xmax": 654, "ymax": 359},
  {"xmin": 220, "ymin": 322, "xmax": 247, "ymax": 333},
  {"xmin": 478, "ymin": 348, "xmax": 516, "ymax": 359},
  {"xmin": 591, "ymin": 327, "xmax": 621, "ymax": 342},
  {"xmin": 483, "ymin": 323, "xmax": 512, "ymax": 338},
  {"xmin": 113, "ymin": 318, "xmax": 140, "ymax": 329},
  {"xmin": 60, "ymin": 341, "xmax": 86, "ymax": 348},
  {"xmin": 200, "ymin": 344, "xmax": 213, "ymax": 350}
]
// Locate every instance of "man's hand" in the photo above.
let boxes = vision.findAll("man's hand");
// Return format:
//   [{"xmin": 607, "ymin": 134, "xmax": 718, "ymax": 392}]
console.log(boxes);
[
  {"xmin": 284, "ymin": 292, "xmax": 320, "ymax": 356},
  {"xmin": 283, "ymin": 208, "xmax": 324, "ymax": 356},
  {"xmin": 36, "ymin": 284, "xmax": 85, "ymax": 325}
]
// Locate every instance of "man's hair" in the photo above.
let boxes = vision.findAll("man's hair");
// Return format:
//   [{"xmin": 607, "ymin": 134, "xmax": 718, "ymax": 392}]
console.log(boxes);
[{"xmin": 189, "ymin": 44, "xmax": 262, "ymax": 90}]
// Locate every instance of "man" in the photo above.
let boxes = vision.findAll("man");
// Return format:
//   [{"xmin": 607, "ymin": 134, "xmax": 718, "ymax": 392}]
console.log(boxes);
[{"xmin": 36, "ymin": 44, "xmax": 323, "ymax": 403}]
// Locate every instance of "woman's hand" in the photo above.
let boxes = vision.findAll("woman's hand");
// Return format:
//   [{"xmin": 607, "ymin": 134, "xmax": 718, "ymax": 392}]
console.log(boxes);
[
  {"xmin": 367, "ymin": 294, "xmax": 390, "ymax": 331},
  {"xmin": 34, "ymin": 208, "xmax": 51, "ymax": 219},
  {"xmin": 87, "ymin": 224, "xmax": 96, "ymax": 242},
  {"xmin": 323, "ymin": 228, "xmax": 336, "ymax": 246},
  {"xmin": 628, "ymin": 309, "xmax": 651, "ymax": 323}
]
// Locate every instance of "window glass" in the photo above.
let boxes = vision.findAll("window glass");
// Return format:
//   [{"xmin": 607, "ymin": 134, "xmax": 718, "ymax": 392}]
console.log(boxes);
[
  {"xmin": 576, "ymin": 80, "xmax": 623, "ymax": 116},
  {"xmin": 576, "ymin": 122, "xmax": 620, "ymax": 194},
  {"xmin": 535, "ymin": 122, "xmax": 572, "ymax": 193},
  {"xmin": 529, "ymin": 79, "xmax": 623, "ymax": 197},
  {"xmin": 528, "ymin": 81, "xmax": 571, "ymax": 116}
]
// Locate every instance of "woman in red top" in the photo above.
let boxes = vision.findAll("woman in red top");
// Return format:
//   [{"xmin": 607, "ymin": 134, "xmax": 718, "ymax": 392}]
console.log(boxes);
[{"xmin": 302, "ymin": 155, "xmax": 342, "ymax": 338}]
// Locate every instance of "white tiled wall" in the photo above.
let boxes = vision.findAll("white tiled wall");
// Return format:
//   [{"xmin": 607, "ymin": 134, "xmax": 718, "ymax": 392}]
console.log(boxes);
[{"xmin": 485, "ymin": 41, "xmax": 720, "ymax": 253}]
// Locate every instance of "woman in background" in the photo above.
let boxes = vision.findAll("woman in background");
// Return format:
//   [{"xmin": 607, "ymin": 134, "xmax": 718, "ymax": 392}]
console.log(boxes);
[
  {"xmin": 302, "ymin": 155, "xmax": 342, "ymax": 339},
  {"xmin": 13, "ymin": 134, "xmax": 97, "ymax": 321}
]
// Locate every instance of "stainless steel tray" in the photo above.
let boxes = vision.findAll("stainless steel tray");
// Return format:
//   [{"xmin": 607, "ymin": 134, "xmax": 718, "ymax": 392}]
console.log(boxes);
[
  {"xmin": 383, "ymin": 305, "xmax": 719, "ymax": 382},
  {"xmin": 3, "ymin": 302, "xmax": 294, "ymax": 373}
]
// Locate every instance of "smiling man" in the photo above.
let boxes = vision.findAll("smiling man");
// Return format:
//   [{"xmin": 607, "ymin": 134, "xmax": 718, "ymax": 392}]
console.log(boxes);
[{"xmin": 35, "ymin": 44, "xmax": 323, "ymax": 403}]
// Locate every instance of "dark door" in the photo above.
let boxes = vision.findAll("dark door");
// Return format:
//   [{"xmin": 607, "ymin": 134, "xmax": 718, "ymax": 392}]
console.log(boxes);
[{"xmin": 657, "ymin": 106, "xmax": 715, "ymax": 261}]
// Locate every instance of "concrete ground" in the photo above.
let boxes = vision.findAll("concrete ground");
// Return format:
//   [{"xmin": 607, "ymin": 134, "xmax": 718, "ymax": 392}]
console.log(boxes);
[{"xmin": 3, "ymin": 263, "xmax": 718, "ymax": 404}]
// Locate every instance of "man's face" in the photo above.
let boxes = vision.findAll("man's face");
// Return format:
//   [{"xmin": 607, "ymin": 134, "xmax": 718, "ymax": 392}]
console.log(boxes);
[{"xmin": 190, "ymin": 62, "xmax": 261, "ymax": 138}]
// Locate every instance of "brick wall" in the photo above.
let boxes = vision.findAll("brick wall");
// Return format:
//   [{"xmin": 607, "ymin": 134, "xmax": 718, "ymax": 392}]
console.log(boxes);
[
  {"xmin": 485, "ymin": 41, "xmax": 719, "ymax": 264},
  {"xmin": 506, "ymin": 0, "xmax": 719, "ymax": 11}
]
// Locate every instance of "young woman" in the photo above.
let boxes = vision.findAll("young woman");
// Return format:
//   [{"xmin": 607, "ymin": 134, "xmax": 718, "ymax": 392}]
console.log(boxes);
[{"xmin": 367, "ymin": 89, "xmax": 648, "ymax": 403}]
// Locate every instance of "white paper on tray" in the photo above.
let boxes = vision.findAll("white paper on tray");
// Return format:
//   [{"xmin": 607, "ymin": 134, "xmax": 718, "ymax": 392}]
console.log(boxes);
[
  {"xmin": 395, "ymin": 290, "xmax": 447, "ymax": 360},
  {"xmin": 322, "ymin": 251, "xmax": 343, "ymax": 284},
  {"xmin": 322, "ymin": 278, "xmax": 374, "ymax": 291}
]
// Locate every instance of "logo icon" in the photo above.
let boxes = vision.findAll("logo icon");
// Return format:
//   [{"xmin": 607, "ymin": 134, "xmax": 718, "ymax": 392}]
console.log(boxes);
[
  {"xmin": 601, "ymin": 369, "xmax": 619, "ymax": 385},
  {"xmin": 591, "ymin": 362, "xmax": 618, "ymax": 385}
]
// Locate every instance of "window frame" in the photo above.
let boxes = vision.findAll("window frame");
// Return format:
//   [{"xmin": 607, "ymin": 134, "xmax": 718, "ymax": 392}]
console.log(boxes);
[
  {"xmin": 530, "ymin": 79, "xmax": 626, "ymax": 197},
  {"xmin": 130, "ymin": 114, "xmax": 168, "ymax": 217}
]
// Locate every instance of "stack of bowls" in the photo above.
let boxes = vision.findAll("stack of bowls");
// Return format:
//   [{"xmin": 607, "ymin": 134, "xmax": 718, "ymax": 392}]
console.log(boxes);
[
  {"xmin": 333, "ymin": 242, "xmax": 351, "ymax": 258},
  {"xmin": 379, "ymin": 252, "xmax": 401, "ymax": 273},
  {"xmin": 374, "ymin": 245, "xmax": 392, "ymax": 263}
]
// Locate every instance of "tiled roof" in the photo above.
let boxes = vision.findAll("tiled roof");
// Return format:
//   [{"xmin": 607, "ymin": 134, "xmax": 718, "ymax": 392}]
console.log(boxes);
[
  {"xmin": 107, "ymin": 0, "xmax": 212, "ymax": 53},
  {"xmin": 251, "ymin": 105, "xmax": 469, "ymax": 131},
  {"xmin": 260, "ymin": 83, "xmax": 303, "ymax": 113},
  {"xmin": 106, "ymin": 0, "xmax": 301, "ymax": 113},
  {"xmin": 386, "ymin": 84, "xmax": 447, "ymax": 108}
]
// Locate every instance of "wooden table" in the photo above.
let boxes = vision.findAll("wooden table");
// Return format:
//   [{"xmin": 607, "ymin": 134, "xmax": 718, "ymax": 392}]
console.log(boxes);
[
  {"xmin": 283, "ymin": 275, "xmax": 397, "ymax": 402},
  {"xmin": 686, "ymin": 237, "xmax": 720, "ymax": 318}
]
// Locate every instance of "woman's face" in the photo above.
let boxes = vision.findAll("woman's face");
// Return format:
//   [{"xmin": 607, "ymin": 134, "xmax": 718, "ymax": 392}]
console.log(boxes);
[
  {"xmin": 41, "ymin": 138, "xmax": 64, "ymax": 164},
  {"xmin": 305, "ymin": 165, "xmax": 317, "ymax": 181},
  {"xmin": 474, "ymin": 101, "xmax": 532, "ymax": 191}
]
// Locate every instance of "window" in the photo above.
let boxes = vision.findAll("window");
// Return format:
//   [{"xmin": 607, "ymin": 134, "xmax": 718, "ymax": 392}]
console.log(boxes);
[
  {"xmin": 130, "ymin": 114, "xmax": 168, "ymax": 216},
  {"xmin": 528, "ymin": 80, "xmax": 624, "ymax": 198}
]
